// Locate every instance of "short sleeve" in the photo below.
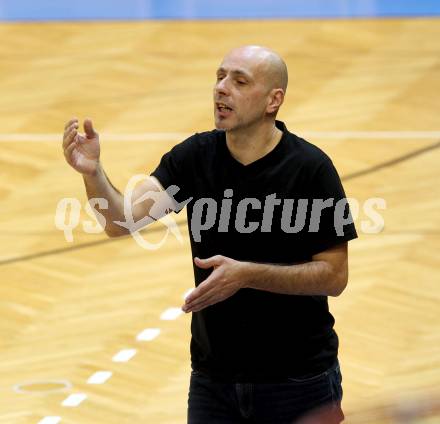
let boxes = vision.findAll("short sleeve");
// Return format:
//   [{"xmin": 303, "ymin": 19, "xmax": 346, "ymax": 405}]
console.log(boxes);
[
  {"xmin": 150, "ymin": 135, "xmax": 196, "ymax": 213},
  {"xmin": 305, "ymin": 159, "xmax": 358, "ymax": 255}
]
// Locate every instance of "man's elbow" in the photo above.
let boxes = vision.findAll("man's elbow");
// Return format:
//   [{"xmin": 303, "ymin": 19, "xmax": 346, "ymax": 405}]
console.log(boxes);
[
  {"xmin": 329, "ymin": 270, "xmax": 348, "ymax": 297},
  {"xmin": 106, "ymin": 231, "xmax": 120, "ymax": 238},
  {"xmin": 105, "ymin": 226, "xmax": 129, "ymax": 238},
  {"xmin": 105, "ymin": 231, "xmax": 122, "ymax": 238}
]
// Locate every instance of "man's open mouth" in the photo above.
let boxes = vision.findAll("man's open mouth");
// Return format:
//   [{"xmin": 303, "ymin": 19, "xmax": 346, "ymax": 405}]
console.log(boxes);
[{"xmin": 216, "ymin": 102, "xmax": 233, "ymax": 112}]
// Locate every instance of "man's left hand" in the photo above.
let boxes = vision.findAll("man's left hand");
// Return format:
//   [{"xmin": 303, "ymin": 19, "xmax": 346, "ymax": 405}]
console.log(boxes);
[{"xmin": 182, "ymin": 255, "xmax": 247, "ymax": 313}]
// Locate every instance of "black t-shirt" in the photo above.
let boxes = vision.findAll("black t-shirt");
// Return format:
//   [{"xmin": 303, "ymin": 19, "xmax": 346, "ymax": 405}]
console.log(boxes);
[{"xmin": 151, "ymin": 120, "xmax": 357, "ymax": 382}]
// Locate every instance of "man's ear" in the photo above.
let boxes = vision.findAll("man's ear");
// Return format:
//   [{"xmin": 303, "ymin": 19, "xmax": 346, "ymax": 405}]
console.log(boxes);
[{"xmin": 267, "ymin": 88, "xmax": 285, "ymax": 114}]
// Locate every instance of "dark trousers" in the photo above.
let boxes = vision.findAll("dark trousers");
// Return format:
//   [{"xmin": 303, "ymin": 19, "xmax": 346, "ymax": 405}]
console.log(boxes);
[{"xmin": 187, "ymin": 360, "xmax": 344, "ymax": 424}]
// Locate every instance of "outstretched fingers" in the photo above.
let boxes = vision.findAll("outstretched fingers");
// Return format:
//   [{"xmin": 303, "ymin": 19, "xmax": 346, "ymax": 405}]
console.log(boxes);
[
  {"xmin": 64, "ymin": 117, "xmax": 78, "ymax": 130},
  {"xmin": 63, "ymin": 137, "xmax": 77, "ymax": 164},
  {"xmin": 63, "ymin": 123, "xmax": 78, "ymax": 149},
  {"xmin": 184, "ymin": 293, "xmax": 218, "ymax": 313},
  {"xmin": 83, "ymin": 118, "xmax": 97, "ymax": 139}
]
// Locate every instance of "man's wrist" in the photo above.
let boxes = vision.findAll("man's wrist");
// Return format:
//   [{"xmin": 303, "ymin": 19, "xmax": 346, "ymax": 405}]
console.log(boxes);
[
  {"xmin": 83, "ymin": 161, "xmax": 101, "ymax": 179},
  {"xmin": 238, "ymin": 261, "xmax": 257, "ymax": 289}
]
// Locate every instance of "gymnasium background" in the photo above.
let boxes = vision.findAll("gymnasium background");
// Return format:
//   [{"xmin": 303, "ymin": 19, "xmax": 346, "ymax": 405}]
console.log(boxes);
[{"xmin": 1, "ymin": 1, "xmax": 439, "ymax": 423}]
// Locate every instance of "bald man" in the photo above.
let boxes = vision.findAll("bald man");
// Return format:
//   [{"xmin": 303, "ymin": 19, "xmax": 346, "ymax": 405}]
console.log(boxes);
[{"xmin": 63, "ymin": 45, "xmax": 356, "ymax": 423}]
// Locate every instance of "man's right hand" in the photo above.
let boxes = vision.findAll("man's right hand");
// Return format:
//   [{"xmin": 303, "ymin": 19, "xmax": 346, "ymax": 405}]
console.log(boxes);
[{"xmin": 63, "ymin": 117, "xmax": 100, "ymax": 175}]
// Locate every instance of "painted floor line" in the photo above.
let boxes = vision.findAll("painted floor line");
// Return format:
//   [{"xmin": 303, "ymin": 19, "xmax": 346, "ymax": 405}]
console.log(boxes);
[
  {"xmin": 61, "ymin": 393, "xmax": 87, "ymax": 407},
  {"xmin": 1, "ymin": 131, "xmax": 440, "ymax": 143},
  {"xmin": 160, "ymin": 307, "xmax": 184, "ymax": 320},
  {"xmin": 37, "ymin": 417, "xmax": 61, "ymax": 424},
  {"xmin": 87, "ymin": 370, "xmax": 113, "ymax": 384},
  {"xmin": 112, "ymin": 348, "xmax": 137, "ymax": 362},
  {"xmin": 136, "ymin": 327, "xmax": 161, "ymax": 341}
]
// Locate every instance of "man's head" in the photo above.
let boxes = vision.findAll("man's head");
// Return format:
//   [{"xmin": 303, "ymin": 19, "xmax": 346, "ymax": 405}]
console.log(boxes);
[{"xmin": 213, "ymin": 45, "xmax": 288, "ymax": 131}]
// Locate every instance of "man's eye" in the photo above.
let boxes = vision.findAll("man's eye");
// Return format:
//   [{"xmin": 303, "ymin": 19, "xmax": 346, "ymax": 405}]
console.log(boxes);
[
  {"xmin": 216, "ymin": 75, "xmax": 224, "ymax": 81},
  {"xmin": 237, "ymin": 80, "xmax": 247, "ymax": 85}
]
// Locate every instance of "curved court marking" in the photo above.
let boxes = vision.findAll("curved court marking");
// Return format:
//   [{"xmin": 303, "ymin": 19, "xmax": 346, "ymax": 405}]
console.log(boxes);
[{"xmin": 13, "ymin": 379, "xmax": 72, "ymax": 394}]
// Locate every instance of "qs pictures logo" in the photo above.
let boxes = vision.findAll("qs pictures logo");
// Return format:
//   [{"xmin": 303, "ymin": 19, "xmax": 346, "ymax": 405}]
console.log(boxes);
[{"xmin": 54, "ymin": 175, "xmax": 192, "ymax": 250}]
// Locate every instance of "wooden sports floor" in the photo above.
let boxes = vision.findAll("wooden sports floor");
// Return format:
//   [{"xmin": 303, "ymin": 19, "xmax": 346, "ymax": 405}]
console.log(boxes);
[{"xmin": 0, "ymin": 18, "xmax": 439, "ymax": 423}]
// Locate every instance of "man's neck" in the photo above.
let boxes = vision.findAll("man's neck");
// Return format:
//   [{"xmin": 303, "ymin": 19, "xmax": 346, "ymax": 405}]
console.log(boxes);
[{"xmin": 225, "ymin": 120, "xmax": 283, "ymax": 166}]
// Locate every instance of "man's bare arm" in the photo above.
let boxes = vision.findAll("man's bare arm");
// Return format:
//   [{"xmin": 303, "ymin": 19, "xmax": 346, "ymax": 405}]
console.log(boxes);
[
  {"xmin": 182, "ymin": 243, "xmax": 349, "ymax": 313},
  {"xmin": 63, "ymin": 117, "xmax": 173, "ymax": 237},
  {"xmin": 242, "ymin": 242, "xmax": 348, "ymax": 297}
]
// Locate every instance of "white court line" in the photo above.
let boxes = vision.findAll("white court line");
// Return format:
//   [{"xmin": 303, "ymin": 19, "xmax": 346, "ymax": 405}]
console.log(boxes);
[
  {"xmin": 38, "ymin": 417, "xmax": 61, "ymax": 424},
  {"xmin": 301, "ymin": 131, "xmax": 440, "ymax": 139},
  {"xmin": 1, "ymin": 131, "xmax": 440, "ymax": 142},
  {"xmin": 160, "ymin": 307, "xmax": 184, "ymax": 320},
  {"xmin": 136, "ymin": 328, "xmax": 161, "ymax": 341},
  {"xmin": 0, "ymin": 133, "xmax": 188, "ymax": 142},
  {"xmin": 87, "ymin": 370, "xmax": 113, "ymax": 385},
  {"xmin": 61, "ymin": 393, "xmax": 87, "ymax": 407},
  {"xmin": 112, "ymin": 348, "xmax": 137, "ymax": 362}
]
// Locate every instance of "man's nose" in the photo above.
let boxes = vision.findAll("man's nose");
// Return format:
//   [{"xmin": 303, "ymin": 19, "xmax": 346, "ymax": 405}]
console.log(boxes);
[{"xmin": 215, "ymin": 77, "xmax": 230, "ymax": 96}]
